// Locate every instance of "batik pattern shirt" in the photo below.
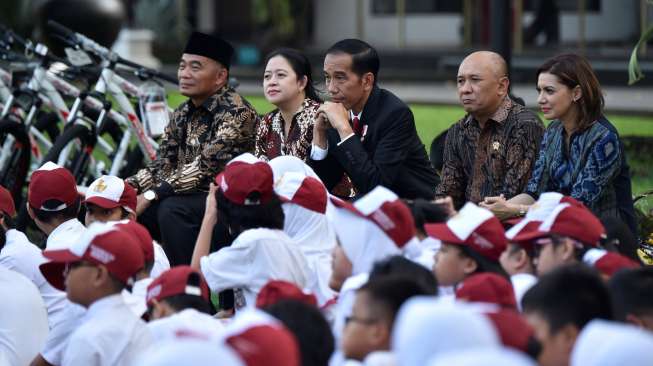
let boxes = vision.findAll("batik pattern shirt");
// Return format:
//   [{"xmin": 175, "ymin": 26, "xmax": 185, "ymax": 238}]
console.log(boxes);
[
  {"xmin": 526, "ymin": 119, "xmax": 622, "ymax": 218},
  {"xmin": 254, "ymin": 98, "xmax": 319, "ymax": 161},
  {"xmin": 127, "ymin": 85, "xmax": 259, "ymax": 195},
  {"xmin": 436, "ymin": 98, "xmax": 544, "ymax": 207}
]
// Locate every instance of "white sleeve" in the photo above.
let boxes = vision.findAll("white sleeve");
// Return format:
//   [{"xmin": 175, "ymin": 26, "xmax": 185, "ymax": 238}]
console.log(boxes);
[
  {"xmin": 199, "ymin": 245, "xmax": 253, "ymax": 294},
  {"xmin": 310, "ymin": 143, "xmax": 329, "ymax": 160},
  {"xmin": 61, "ymin": 333, "xmax": 101, "ymax": 366},
  {"xmin": 41, "ymin": 303, "xmax": 86, "ymax": 364},
  {"xmin": 150, "ymin": 242, "xmax": 171, "ymax": 279},
  {"xmin": 336, "ymin": 133, "xmax": 356, "ymax": 146}
]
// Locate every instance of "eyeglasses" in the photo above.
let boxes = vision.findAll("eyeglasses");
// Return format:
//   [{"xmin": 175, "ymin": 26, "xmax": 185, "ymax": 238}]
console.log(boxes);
[
  {"xmin": 63, "ymin": 261, "xmax": 95, "ymax": 277},
  {"xmin": 345, "ymin": 315, "xmax": 378, "ymax": 326}
]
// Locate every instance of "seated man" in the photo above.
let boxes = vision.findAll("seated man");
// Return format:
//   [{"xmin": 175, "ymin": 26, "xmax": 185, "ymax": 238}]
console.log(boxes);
[
  {"xmin": 310, "ymin": 39, "xmax": 437, "ymax": 200},
  {"xmin": 127, "ymin": 31, "xmax": 259, "ymax": 266},
  {"xmin": 436, "ymin": 51, "xmax": 543, "ymax": 208}
]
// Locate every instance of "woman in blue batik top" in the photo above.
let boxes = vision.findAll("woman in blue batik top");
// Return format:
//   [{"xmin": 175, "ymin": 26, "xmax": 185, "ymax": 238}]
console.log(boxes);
[{"xmin": 482, "ymin": 53, "xmax": 630, "ymax": 223}]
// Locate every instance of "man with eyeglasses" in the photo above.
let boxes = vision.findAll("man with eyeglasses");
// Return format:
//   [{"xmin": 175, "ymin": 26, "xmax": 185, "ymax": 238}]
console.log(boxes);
[{"xmin": 341, "ymin": 277, "xmax": 430, "ymax": 363}]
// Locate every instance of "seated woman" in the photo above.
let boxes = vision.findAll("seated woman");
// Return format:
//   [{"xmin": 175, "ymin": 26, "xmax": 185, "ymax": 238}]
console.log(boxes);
[
  {"xmin": 255, "ymin": 48, "xmax": 322, "ymax": 161},
  {"xmin": 482, "ymin": 53, "xmax": 632, "ymax": 224}
]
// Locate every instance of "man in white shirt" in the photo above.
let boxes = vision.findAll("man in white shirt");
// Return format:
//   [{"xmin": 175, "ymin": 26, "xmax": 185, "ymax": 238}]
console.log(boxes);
[
  {"xmin": 146, "ymin": 265, "xmax": 224, "ymax": 341},
  {"xmin": 191, "ymin": 153, "xmax": 312, "ymax": 309},
  {"xmin": 0, "ymin": 267, "xmax": 49, "ymax": 366},
  {"xmin": 0, "ymin": 185, "xmax": 67, "ymax": 327},
  {"xmin": 39, "ymin": 222, "xmax": 151, "ymax": 366},
  {"xmin": 24, "ymin": 163, "xmax": 88, "ymax": 366}
]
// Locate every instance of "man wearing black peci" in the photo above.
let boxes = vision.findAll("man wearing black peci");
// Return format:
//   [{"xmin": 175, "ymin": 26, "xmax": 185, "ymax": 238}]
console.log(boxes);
[
  {"xmin": 310, "ymin": 39, "xmax": 437, "ymax": 200},
  {"xmin": 126, "ymin": 32, "xmax": 259, "ymax": 266}
]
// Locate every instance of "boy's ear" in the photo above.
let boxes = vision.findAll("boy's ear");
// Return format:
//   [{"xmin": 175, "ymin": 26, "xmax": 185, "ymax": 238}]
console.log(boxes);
[{"xmin": 462, "ymin": 256, "xmax": 478, "ymax": 275}]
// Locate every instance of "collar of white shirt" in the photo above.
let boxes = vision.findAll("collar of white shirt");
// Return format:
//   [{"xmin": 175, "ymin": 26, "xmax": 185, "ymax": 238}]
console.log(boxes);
[
  {"xmin": 46, "ymin": 219, "xmax": 86, "ymax": 250},
  {"xmin": 3, "ymin": 229, "xmax": 33, "ymax": 250},
  {"xmin": 85, "ymin": 293, "xmax": 125, "ymax": 320}
]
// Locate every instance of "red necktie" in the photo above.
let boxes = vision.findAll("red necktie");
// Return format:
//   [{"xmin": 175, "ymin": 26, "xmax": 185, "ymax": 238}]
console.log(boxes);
[{"xmin": 352, "ymin": 116, "xmax": 362, "ymax": 136}]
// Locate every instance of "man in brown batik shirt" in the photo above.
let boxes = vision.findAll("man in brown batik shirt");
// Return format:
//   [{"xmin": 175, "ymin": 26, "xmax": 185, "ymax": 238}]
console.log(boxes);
[
  {"xmin": 435, "ymin": 51, "xmax": 544, "ymax": 209},
  {"xmin": 126, "ymin": 32, "xmax": 259, "ymax": 266}
]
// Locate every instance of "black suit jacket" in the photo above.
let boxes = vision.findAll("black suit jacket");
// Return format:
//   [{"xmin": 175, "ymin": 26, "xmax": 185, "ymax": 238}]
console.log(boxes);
[{"xmin": 310, "ymin": 86, "xmax": 438, "ymax": 199}]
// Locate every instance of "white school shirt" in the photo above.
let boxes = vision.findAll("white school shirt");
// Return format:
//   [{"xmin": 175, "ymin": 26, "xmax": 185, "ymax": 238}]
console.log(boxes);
[
  {"xmin": 0, "ymin": 229, "xmax": 68, "ymax": 327},
  {"xmin": 510, "ymin": 273, "xmax": 538, "ymax": 311},
  {"xmin": 62, "ymin": 294, "xmax": 152, "ymax": 366},
  {"xmin": 200, "ymin": 228, "xmax": 313, "ymax": 308},
  {"xmin": 0, "ymin": 267, "xmax": 49, "ymax": 366},
  {"xmin": 147, "ymin": 308, "xmax": 225, "ymax": 343},
  {"xmin": 39, "ymin": 219, "xmax": 89, "ymax": 365},
  {"xmin": 46, "ymin": 218, "xmax": 86, "ymax": 250},
  {"xmin": 150, "ymin": 242, "xmax": 170, "ymax": 278},
  {"xmin": 122, "ymin": 277, "xmax": 153, "ymax": 318}
]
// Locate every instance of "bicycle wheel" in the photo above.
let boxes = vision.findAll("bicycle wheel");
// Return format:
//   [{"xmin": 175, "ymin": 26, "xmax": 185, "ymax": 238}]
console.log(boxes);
[
  {"xmin": 0, "ymin": 118, "xmax": 31, "ymax": 203},
  {"xmin": 42, "ymin": 123, "xmax": 97, "ymax": 185}
]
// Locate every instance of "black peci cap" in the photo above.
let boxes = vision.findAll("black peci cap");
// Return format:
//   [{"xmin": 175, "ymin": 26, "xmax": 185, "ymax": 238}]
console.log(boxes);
[{"xmin": 183, "ymin": 31, "xmax": 235, "ymax": 69}]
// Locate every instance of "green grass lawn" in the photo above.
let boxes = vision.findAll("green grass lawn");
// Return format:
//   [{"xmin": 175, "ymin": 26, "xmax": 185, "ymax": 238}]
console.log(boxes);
[{"xmin": 168, "ymin": 93, "xmax": 653, "ymax": 196}]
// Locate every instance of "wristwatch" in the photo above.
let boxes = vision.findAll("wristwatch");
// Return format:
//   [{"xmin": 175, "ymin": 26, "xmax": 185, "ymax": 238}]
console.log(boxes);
[
  {"xmin": 518, "ymin": 204, "xmax": 528, "ymax": 216},
  {"xmin": 143, "ymin": 190, "xmax": 157, "ymax": 202}
]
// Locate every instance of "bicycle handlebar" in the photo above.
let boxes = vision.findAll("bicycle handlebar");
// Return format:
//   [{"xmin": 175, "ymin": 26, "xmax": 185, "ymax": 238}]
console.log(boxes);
[{"xmin": 47, "ymin": 20, "xmax": 178, "ymax": 85}]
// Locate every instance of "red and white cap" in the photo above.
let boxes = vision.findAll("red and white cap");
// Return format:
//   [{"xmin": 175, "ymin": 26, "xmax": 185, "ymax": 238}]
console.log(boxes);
[
  {"xmin": 255, "ymin": 280, "xmax": 317, "ymax": 308},
  {"xmin": 268, "ymin": 155, "xmax": 320, "ymax": 183},
  {"xmin": 274, "ymin": 172, "xmax": 328, "ymax": 214},
  {"xmin": 425, "ymin": 203, "xmax": 507, "ymax": 261},
  {"xmin": 484, "ymin": 310, "xmax": 535, "ymax": 354},
  {"xmin": 28, "ymin": 162, "xmax": 78, "ymax": 211},
  {"xmin": 515, "ymin": 203, "xmax": 605, "ymax": 247},
  {"xmin": 506, "ymin": 192, "xmax": 583, "ymax": 246},
  {"xmin": 112, "ymin": 220, "xmax": 154, "ymax": 263},
  {"xmin": 455, "ymin": 274, "xmax": 534, "ymax": 353},
  {"xmin": 583, "ymin": 249, "xmax": 641, "ymax": 277},
  {"xmin": 328, "ymin": 186, "xmax": 418, "ymax": 274},
  {"xmin": 39, "ymin": 222, "xmax": 144, "ymax": 290},
  {"xmin": 0, "ymin": 185, "xmax": 16, "ymax": 216},
  {"xmin": 85, "ymin": 175, "xmax": 137, "ymax": 213},
  {"xmin": 455, "ymin": 273, "xmax": 517, "ymax": 309},
  {"xmin": 221, "ymin": 308, "xmax": 301, "ymax": 366},
  {"xmin": 215, "ymin": 153, "xmax": 274, "ymax": 206},
  {"xmin": 146, "ymin": 265, "xmax": 210, "ymax": 306}
]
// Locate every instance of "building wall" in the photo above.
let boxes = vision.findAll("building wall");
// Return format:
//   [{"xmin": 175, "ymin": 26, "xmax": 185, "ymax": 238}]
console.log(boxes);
[{"xmin": 313, "ymin": 0, "xmax": 641, "ymax": 48}]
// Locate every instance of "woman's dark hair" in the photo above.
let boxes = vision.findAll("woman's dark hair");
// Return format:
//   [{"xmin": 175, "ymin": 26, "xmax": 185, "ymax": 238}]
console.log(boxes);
[
  {"xmin": 459, "ymin": 245, "xmax": 509, "ymax": 279},
  {"xmin": 31, "ymin": 196, "xmax": 81, "ymax": 224},
  {"xmin": 216, "ymin": 189, "xmax": 284, "ymax": 236},
  {"xmin": 265, "ymin": 48, "xmax": 322, "ymax": 103},
  {"xmin": 326, "ymin": 39, "xmax": 380, "ymax": 82},
  {"xmin": 536, "ymin": 53, "xmax": 604, "ymax": 131}
]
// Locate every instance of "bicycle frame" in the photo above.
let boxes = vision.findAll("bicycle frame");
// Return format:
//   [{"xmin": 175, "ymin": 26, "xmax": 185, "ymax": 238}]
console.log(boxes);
[{"xmin": 93, "ymin": 66, "xmax": 160, "ymax": 176}]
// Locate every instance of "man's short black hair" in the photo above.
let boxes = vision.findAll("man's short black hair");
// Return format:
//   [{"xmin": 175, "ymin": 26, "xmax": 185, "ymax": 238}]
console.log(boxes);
[
  {"xmin": 31, "ymin": 197, "xmax": 81, "ymax": 225},
  {"xmin": 609, "ymin": 267, "xmax": 653, "ymax": 321},
  {"xmin": 216, "ymin": 190, "xmax": 284, "ymax": 236},
  {"xmin": 459, "ymin": 245, "xmax": 509, "ymax": 279},
  {"xmin": 358, "ymin": 276, "xmax": 433, "ymax": 329},
  {"xmin": 370, "ymin": 255, "xmax": 438, "ymax": 295},
  {"xmin": 522, "ymin": 264, "xmax": 613, "ymax": 334},
  {"xmin": 326, "ymin": 39, "xmax": 380, "ymax": 81},
  {"xmin": 263, "ymin": 300, "xmax": 334, "ymax": 366}
]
